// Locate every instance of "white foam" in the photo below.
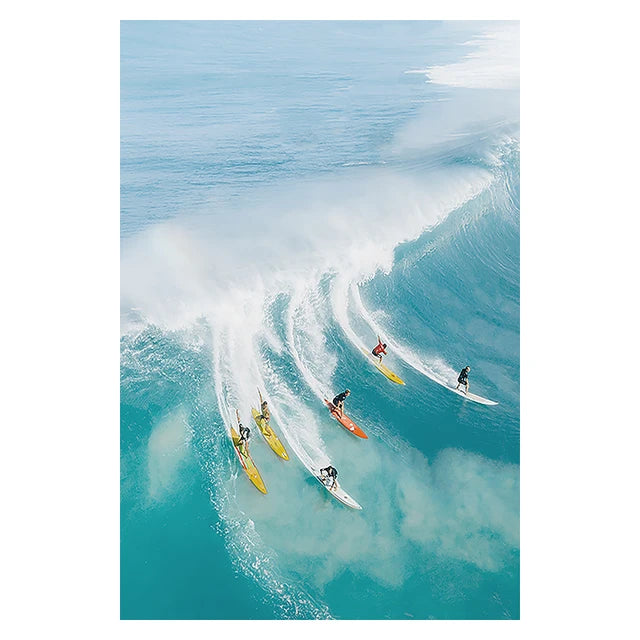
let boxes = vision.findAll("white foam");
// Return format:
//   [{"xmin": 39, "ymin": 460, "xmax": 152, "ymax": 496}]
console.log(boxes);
[
  {"xmin": 421, "ymin": 23, "xmax": 519, "ymax": 90},
  {"xmin": 121, "ymin": 165, "xmax": 493, "ymax": 331}
]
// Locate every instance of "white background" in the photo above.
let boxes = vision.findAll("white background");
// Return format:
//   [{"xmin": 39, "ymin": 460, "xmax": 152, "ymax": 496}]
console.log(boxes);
[{"xmin": 2, "ymin": 1, "xmax": 638, "ymax": 639}]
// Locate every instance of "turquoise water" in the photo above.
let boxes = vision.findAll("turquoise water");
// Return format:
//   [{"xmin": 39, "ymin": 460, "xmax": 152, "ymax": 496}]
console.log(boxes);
[{"xmin": 121, "ymin": 21, "xmax": 519, "ymax": 620}]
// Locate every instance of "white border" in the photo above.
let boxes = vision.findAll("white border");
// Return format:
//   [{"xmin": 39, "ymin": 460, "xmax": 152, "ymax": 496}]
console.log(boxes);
[{"xmin": 5, "ymin": 1, "xmax": 636, "ymax": 639}]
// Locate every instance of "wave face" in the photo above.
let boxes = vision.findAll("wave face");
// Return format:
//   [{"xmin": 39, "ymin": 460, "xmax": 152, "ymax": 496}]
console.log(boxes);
[{"xmin": 121, "ymin": 21, "xmax": 520, "ymax": 620}]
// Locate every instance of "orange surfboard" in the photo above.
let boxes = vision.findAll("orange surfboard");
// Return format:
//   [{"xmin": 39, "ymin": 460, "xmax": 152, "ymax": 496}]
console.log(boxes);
[{"xmin": 324, "ymin": 399, "xmax": 368, "ymax": 439}]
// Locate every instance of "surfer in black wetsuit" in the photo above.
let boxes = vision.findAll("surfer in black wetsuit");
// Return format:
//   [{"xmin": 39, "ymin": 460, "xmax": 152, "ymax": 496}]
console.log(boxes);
[
  {"xmin": 236, "ymin": 409, "xmax": 251, "ymax": 455},
  {"xmin": 332, "ymin": 389, "xmax": 351, "ymax": 416},
  {"xmin": 456, "ymin": 366, "xmax": 471, "ymax": 394},
  {"xmin": 320, "ymin": 465, "xmax": 338, "ymax": 490}
]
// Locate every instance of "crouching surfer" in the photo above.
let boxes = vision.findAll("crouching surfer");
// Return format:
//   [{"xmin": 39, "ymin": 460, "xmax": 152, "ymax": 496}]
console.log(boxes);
[
  {"xmin": 320, "ymin": 465, "xmax": 338, "ymax": 491},
  {"xmin": 332, "ymin": 389, "xmax": 350, "ymax": 416}
]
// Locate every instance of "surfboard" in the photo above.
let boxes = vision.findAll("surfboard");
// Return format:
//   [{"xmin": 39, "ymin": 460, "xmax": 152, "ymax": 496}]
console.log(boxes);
[
  {"xmin": 251, "ymin": 408, "xmax": 289, "ymax": 460},
  {"xmin": 324, "ymin": 399, "xmax": 368, "ymax": 439},
  {"xmin": 230, "ymin": 426, "xmax": 267, "ymax": 494},
  {"xmin": 310, "ymin": 466, "xmax": 362, "ymax": 510},
  {"xmin": 450, "ymin": 387, "xmax": 498, "ymax": 406},
  {"xmin": 361, "ymin": 348, "xmax": 405, "ymax": 385}
]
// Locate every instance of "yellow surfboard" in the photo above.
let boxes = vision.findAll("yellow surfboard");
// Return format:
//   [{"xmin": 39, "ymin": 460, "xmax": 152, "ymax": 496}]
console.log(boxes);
[
  {"xmin": 251, "ymin": 408, "xmax": 289, "ymax": 460},
  {"xmin": 361, "ymin": 348, "xmax": 406, "ymax": 385},
  {"xmin": 230, "ymin": 426, "xmax": 267, "ymax": 494}
]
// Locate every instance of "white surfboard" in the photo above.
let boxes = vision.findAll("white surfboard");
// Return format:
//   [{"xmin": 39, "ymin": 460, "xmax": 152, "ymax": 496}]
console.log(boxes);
[
  {"xmin": 310, "ymin": 467, "xmax": 362, "ymax": 510},
  {"xmin": 450, "ymin": 387, "xmax": 498, "ymax": 406}
]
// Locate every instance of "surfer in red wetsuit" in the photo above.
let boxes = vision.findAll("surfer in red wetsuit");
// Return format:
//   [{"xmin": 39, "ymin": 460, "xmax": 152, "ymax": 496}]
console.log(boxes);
[{"xmin": 371, "ymin": 335, "xmax": 388, "ymax": 363}]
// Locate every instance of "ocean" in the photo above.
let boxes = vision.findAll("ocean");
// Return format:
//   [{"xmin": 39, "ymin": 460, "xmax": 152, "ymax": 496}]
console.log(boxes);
[{"xmin": 120, "ymin": 20, "xmax": 520, "ymax": 620}]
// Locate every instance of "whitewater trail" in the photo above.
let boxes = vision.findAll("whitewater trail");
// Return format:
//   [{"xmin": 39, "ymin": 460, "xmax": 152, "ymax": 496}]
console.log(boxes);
[
  {"xmin": 207, "ymin": 317, "xmax": 336, "ymax": 618},
  {"xmin": 210, "ymin": 282, "xmax": 341, "ymax": 479},
  {"xmin": 285, "ymin": 283, "xmax": 332, "ymax": 403},
  {"xmin": 204, "ymin": 162, "xmax": 501, "ymax": 481},
  {"xmin": 329, "ymin": 270, "xmax": 460, "ymax": 392},
  {"xmin": 349, "ymin": 283, "xmax": 460, "ymax": 388}
]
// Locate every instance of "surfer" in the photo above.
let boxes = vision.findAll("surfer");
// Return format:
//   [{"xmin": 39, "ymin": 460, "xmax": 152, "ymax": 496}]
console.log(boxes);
[
  {"xmin": 319, "ymin": 465, "xmax": 338, "ymax": 491},
  {"xmin": 236, "ymin": 410, "xmax": 251, "ymax": 455},
  {"xmin": 260, "ymin": 399, "xmax": 270, "ymax": 422},
  {"xmin": 371, "ymin": 335, "xmax": 388, "ymax": 363},
  {"xmin": 456, "ymin": 366, "xmax": 471, "ymax": 394},
  {"xmin": 257, "ymin": 390, "xmax": 273, "ymax": 436},
  {"xmin": 332, "ymin": 389, "xmax": 350, "ymax": 416}
]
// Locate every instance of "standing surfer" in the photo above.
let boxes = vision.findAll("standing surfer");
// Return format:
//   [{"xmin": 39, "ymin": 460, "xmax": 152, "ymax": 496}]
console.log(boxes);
[
  {"xmin": 456, "ymin": 366, "xmax": 471, "ymax": 394},
  {"xmin": 257, "ymin": 389, "xmax": 273, "ymax": 437},
  {"xmin": 371, "ymin": 335, "xmax": 388, "ymax": 363}
]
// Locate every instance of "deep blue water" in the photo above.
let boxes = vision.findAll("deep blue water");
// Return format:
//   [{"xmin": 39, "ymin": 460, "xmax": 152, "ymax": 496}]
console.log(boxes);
[{"xmin": 121, "ymin": 20, "xmax": 519, "ymax": 620}]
